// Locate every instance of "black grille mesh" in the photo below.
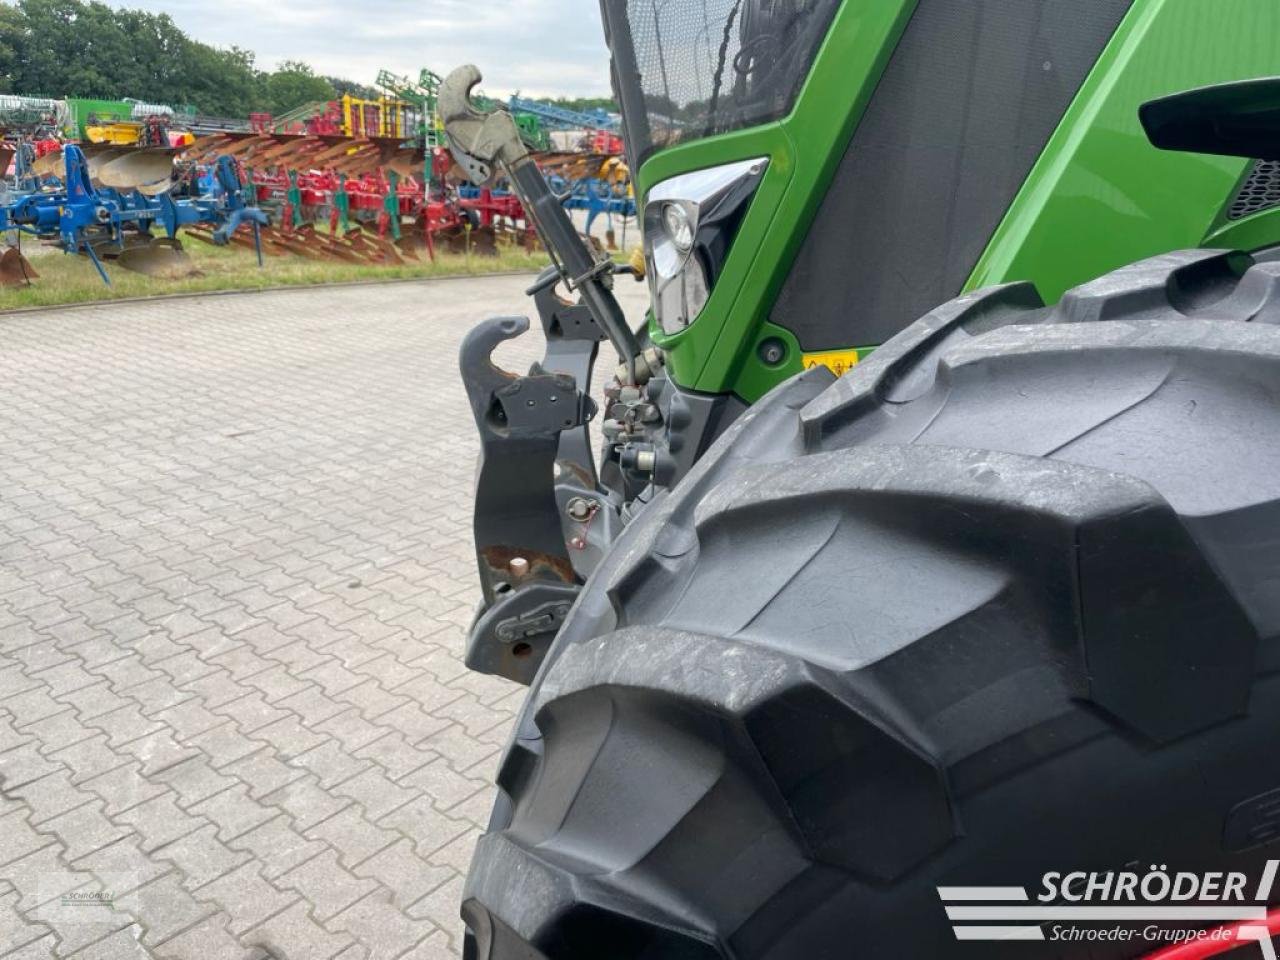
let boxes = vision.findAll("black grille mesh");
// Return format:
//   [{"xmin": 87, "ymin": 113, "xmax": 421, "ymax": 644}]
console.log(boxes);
[
  {"xmin": 1228, "ymin": 160, "xmax": 1280, "ymax": 221},
  {"xmin": 618, "ymin": 0, "xmax": 840, "ymax": 162}
]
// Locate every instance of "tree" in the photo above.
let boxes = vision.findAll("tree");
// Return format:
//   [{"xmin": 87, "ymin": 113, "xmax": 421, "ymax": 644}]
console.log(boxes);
[
  {"xmin": 180, "ymin": 44, "xmax": 262, "ymax": 116},
  {"xmin": 0, "ymin": 0, "xmax": 614, "ymax": 122},
  {"xmin": 0, "ymin": 3, "xmax": 24, "ymax": 94},
  {"xmin": 12, "ymin": 0, "xmax": 125, "ymax": 98},
  {"xmin": 545, "ymin": 95, "xmax": 618, "ymax": 114},
  {"xmin": 325, "ymin": 76, "xmax": 380, "ymax": 102},
  {"xmin": 263, "ymin": 60, "xmax": 335, "ymax": 115},
  {"xmin": 0, "ymin": 0, "xmax": 261, "ymax": 112}
]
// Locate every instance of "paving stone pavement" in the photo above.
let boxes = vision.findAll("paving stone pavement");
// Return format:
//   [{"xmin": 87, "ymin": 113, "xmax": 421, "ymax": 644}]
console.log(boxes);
[{"xmin": 0, "ymin": 276, "xmax": 651, "ymax": 960}]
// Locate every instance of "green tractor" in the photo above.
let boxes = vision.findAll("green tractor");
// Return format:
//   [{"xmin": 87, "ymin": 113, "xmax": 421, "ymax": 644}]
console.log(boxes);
[{"xmin": 440, "ymin": 1, "xmax": 1280, "ymax": 956}]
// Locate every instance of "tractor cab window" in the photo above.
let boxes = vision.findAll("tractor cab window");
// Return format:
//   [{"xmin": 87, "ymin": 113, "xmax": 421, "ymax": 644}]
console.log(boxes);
[{"xmin": 602, "ymin": 0, "xmax": 840, "ymax": 165}]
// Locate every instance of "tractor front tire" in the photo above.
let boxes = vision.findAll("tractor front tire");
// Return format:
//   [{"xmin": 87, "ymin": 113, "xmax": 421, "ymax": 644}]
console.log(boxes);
[{"xmin": 463, "ymin": 249, "xmax": 1280, "ymax": 960}]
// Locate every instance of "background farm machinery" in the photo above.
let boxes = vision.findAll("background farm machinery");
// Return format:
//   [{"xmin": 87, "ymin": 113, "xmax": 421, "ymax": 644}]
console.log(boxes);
[
  {"xmin": 1, "ymin": 74, "xmax": 635, "ymax": 286},
  {"xmin": 0, "ymin": 144, "xmax": 267, "ymax": 286}
]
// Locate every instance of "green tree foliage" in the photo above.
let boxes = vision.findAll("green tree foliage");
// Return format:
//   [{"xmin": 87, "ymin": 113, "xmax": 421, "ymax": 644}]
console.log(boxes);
[
  {"xmin": 0, "ymin": 0, "xmax": 371, "ymax": 117},
  {"xmin": 183, "ymin": 45, "xmax": 262, "ymax": 117},
  {"xmin": 0, "ymin": 4, "xmax": 23, "ymax": 94},
  {"xmin": 262, "ymin": 60, "xmax": 335, "ymax": 114},
  {"xmin": 325, "ymin": 76, "xmax": 380, "ymax": 102},
  {"xmin": 543, "ymin": 96, "xmax": 618, "ymax": 114}
]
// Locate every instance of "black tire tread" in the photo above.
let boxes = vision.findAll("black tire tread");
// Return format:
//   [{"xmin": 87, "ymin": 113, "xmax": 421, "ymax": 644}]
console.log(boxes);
[{"xmin": 463, "ymin": 249, "xmax": 1280, "ymax": 960}]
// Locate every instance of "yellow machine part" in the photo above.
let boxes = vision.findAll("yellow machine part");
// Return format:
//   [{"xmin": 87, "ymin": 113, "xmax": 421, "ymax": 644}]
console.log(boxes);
[
  {"xmin": 340, "ymin": 94, "xmax": 413, "ymax": 139},
  {"xmin": 628, "ymin": 246, "xmax": 646, "ymax": 279},
  {"xmin": 85, "ymin": 123, "xmax": 141, "ymax": 145},
  {"xmin": 599, "ymin": 156, "xmax": 631, "ymax": 187},
  {"xmin": 801, "ymin": 348, "xmax": 862, "ymax": 377}
]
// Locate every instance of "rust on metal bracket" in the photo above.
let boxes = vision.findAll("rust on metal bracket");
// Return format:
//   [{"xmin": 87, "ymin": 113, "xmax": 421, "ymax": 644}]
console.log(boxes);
[{"xmin": 479, "ymin": 545, "xmax": 575, "ymax": 585}]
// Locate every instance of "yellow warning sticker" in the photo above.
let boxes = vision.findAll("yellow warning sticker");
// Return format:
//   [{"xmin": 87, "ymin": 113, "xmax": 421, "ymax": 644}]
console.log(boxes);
[{"xmin": 801, "ymin": 349, "xmax": 861, "ymax": 377}]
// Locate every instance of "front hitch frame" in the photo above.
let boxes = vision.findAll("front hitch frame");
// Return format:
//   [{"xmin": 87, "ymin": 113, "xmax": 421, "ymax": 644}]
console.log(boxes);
[
  {"xmin": 459, "ymin": 314, "xmax": 599, "ymax": 684},
  {"xmin": 444, "ymin": 63, "xmax": 646, "ymax": 683}
]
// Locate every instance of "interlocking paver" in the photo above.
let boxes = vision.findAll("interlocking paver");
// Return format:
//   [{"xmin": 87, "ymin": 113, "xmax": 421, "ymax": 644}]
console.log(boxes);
[
  {"xmin": 9, "ymin": 770, "xmax": 95, "ymax": 825},
  {"xmin": 258, "ymin": 776, "xmax": 349, "ymax": 833},
  {"xmin": 417, "ymin": 724, "xmax": 499, "ymax": 774},
  {"xmin": 396, "ymin": 929, "xmax": 455, "ymax": 960},
  {"xmin": 181, "ymin": 721, "xmax": 260, "ymax": 770},
  {"xmin": 4, "ymin": 843, "xmax": 94, "ymax": 912},
  {"xmin": 329, "ymin": 769, "xmax": 417, "ymax": 821},
  {"xmin": 275, "ymin": 850, "xmax": 378, "ymax": 921},
  {"xmin": 208, "ymin": 693, "xmax": 286, "ymax": 733},
  {"xmin": 176, "ymin": 672, "xmax": 249, "ymax": 710},
  {"xmin": 327, "ymin": 891, "xmax": 437, "ymax": 960},
  {"xmin": 92, "ymin": 660, "xmax": 165, "ymax": 697},
  {"xmin": 148, "ymin": 823, "xmax": 251, "ymax": 891},
  {"xmin": 0, "ymin": 888, "xmax": 53, "ymax": 955},
  {"xmin": 353, "ymin": 840, "xmax": 453, "ymax": 913},
  {"xmin": 0, "ymin": 742, "xmax": 61, "ymax": 790},
  {"xmin": 90, "ymin": 705, "xmax": 166, "ymax": 748},
  {"xmin": 4, "ymin": 933, "xmax": 58, "ymax": 959},
  {"xmin": 28, "ymin": 894, "xmax": 137, "ymax": 956},
  {"xmin": 397, "ymin": 758, "xmax": 487, "ymax": 813},
  {"xmin": 221, "ymin": 751, "xmax": 304, "ymax": 802},
  {"xmin": 311, "ymin": 709, "xmax": 387, "ymax": 754},
  {"xmin": 148, "ymin": 915, "xmax": 242, "ymax": 960},
  {"xmin": 145, "ymin": 757, "xmax": 235, "ymax": 808},
  {"xmin": 332, "ymin": 680, "xmax": 407, "ymax": 721},
  {"xmin": 240, "ymin": 900, "xmax": 353, "ymax": 960},
  {"xmin": 276, "ymin": 687, "xmax": 349, "ymax": 727},
  {"xmin": 0, "ymin": 809, "xmax": 57, "ymax": 866},
  {"xmin": 187, "ymin": 784, "xmax": 277, "ymax": 842},
  {"xmin": 192, "ymin": 862, "xmax": 298, "ymax": 935},
  {"xmin": 114, "ymin": 730, "xmax": 195, "ymax": 777},
  {"xmin": 302, "ymin": 807, "xmax": 397, "ymax": 869},
  {"xmin": 375, "ymin": 799, "xmax": 470, "ymax": 862},
  {"xmin": 370, "ymin": 704, "xmax": 448, "ymax": 747},
  {"xmin": 227, "ymin": 816, "xmax": 326, "ymax": 882},
  {"xmin": 424, "ymin": 829, "xmax": 482, "ymax": 876},
  {"xmin": 125, "ymin": 872, "xmax": 219, "ymax": 946},
  {"xmin": 0, "ymin": 277, "xmax": 648, "ymax": 957},
  {"xmin": 70, "ymin": 836, "xmax": 170, "ymax": 896},
  {"xmin": 289, "ymin": 741, "xmax": 370, "ymax": 789},
  {"xmin": 405, "ymin": 874, "xmax": 465, "ymax": 934},
  {"xmin": 40, "ymin": 801, "xmax": 131, "ymax": 861},
  {"xmin": 67, "ymin": 924, "xmax": 152, "ymax": 960},
  {"xmin": 79, "ymin": 762, "xmax": 167, "ymax": 814},
  {"xmin": 109, "ymin": 794, "xmax": 203, "ymax": 854},
  {"xmin": 351, "ymin": 734, "xmax": 436, "ymax": 783},
  {"xmin": 248, "ymin": 716, "xmax": 329, "ymax": 761}
]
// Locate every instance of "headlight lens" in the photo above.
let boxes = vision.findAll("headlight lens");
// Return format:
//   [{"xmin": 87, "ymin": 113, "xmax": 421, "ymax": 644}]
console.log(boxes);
[
  {"xmin": 662, "ymin": 202, "xmax": 694, "ymax": 252},
  {"xmin": 644, "ymin": 157, "xmax": 767, "ymax": 335}
]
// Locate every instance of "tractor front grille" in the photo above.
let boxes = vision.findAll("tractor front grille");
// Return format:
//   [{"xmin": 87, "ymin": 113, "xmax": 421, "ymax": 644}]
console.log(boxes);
[{"xmin": 1228, "ymin": 159, "xmax": 1280, "ymax": 221}]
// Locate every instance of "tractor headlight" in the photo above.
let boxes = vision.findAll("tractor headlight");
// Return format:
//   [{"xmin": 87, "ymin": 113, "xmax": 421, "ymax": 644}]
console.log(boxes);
[
  {"xmin": 662, "ymin": 203, "xmax": 694, "ymax": 252},
  {"xmin": 644, "ymin": 157, "xmax": 767, "ymax": 334}
]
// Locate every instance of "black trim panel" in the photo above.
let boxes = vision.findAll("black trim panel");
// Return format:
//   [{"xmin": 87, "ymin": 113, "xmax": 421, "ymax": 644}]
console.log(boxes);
[{"xmin": 769, "ymin": 0, "xmax": 1134, "ymax": 351}]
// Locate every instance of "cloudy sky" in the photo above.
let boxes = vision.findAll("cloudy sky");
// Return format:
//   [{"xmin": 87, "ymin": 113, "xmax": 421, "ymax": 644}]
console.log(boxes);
[{"xmin": 106, "ymin": 0, "xmax": 614, "ymax": 99}]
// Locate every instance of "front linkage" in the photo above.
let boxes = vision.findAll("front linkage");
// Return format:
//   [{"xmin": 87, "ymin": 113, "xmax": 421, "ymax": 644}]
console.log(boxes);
[{"xmin": 442, "ymin": 65, "xmax": 671, "ymax": 683}]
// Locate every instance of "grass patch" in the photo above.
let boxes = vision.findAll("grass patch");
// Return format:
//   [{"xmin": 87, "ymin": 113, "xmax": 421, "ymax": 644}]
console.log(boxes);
[{"xmin": 0, "ymin": 234, "xmax": 553, "ymax": 311}]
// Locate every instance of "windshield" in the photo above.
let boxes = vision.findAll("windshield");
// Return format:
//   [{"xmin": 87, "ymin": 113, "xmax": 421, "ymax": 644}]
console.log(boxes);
[{"xmin": 602, "ymin": 0, "xmax": 841, "ymax": 166}]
